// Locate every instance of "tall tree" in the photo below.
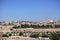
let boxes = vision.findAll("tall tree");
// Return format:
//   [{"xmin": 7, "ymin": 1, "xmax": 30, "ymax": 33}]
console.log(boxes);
[{"xmin": 48, "ymin": 32, "xmax": 60, "ymax": 40}]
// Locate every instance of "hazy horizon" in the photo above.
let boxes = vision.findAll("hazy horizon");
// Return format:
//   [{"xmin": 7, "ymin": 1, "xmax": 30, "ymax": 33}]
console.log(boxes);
[{"xmin": 0, "ymin": 0, "xmax": 60, "ymax": 21}]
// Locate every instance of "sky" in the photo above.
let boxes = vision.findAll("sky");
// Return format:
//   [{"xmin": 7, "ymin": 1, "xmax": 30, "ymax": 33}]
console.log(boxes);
[{"xmin": 0, "ymin": 0, "xmax": 60, "ymax": 21}]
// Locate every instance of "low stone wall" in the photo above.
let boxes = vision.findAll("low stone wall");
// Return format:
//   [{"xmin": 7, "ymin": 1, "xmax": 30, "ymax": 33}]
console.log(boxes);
[{"xmin": 0, "ymin": 37, "xmax": 50, "ymax": 40}]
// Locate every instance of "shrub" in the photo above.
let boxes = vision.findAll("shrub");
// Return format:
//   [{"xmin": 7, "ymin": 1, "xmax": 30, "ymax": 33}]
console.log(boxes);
[
  {"xmin": 19, "ymin": 32, "xmax": 23, "ymax": 36},
  {"xmin": 30, "ymin": 33, "xmax": 39, "ymax": 38}
]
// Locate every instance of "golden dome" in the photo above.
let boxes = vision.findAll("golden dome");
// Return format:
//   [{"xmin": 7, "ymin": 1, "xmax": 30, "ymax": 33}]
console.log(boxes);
[{"xmin": 49, "ymin": 20, "xmax": 54, "ymax": 23}]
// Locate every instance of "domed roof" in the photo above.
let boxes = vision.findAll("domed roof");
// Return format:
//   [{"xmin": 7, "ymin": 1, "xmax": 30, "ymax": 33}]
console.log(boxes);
[{"xmin": 49, "ymin": 20, "xmax": 54, "ymax": 23}]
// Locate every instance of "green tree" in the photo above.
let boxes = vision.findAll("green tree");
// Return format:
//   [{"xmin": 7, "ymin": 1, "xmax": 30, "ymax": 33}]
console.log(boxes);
[
  {"xmin": 55, "ymin": 24, "xmax": 60, "ymax": 28},
  {"xmin": 40, "ymin": 33, "xmax": 48, "ymax": 37},
  {"xmin": 48, "ymin": 32, "xmax": 60, "ymax": 40},
  {"xmin": 30, "ymin": 33, "xmax": 39, "ymax": 38},
  {"xmin": 19, "ymin": 32, "xmax": 23, "ymax": 36},
  {"xmin": 13, "ymin": 25, "xmax": 20, "ymax": 28},
  {"xmin": 2, "ymin": 34, "xmax": 8, "ymax": 37},
  {"xmin": 21, "ymin": 24, "xmax": 25, "ymax": 28},
  {"xmin": 9, "ymin": 33, "xmax": 12, "ymax": 36}
]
